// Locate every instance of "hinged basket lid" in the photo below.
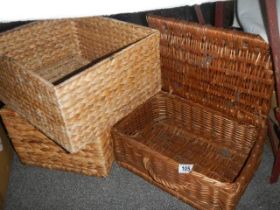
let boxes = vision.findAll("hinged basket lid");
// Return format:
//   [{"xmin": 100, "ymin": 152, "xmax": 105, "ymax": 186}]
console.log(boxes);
[{"xmin": 147, "ymin": 16, "xmax": 274, "ymax": 125}]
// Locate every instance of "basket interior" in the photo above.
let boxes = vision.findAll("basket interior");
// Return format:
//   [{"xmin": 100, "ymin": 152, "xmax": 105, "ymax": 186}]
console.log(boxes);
[
  {"xmin": 0, "ymin": 17, "xmax": 152, "ymax": 84},
  {"xmin": 114, "ymin": 92, "xmax": 258, "ymax": 183}
]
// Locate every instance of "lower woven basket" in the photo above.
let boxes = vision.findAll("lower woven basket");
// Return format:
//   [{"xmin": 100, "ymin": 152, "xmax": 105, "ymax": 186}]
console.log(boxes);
[
  {"xmin": 112, "ymin": 92, "xmax": 266, "ymax": 209},
  {"xmin": 0, "ymin": 108, "xmax": 113, "ymax": 176}
]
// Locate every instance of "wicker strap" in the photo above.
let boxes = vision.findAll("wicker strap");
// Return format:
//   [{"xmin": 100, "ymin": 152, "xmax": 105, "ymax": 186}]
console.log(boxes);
[{"xmin": 142, "ymin": 157, "xmax": 189, "ymax": 190}]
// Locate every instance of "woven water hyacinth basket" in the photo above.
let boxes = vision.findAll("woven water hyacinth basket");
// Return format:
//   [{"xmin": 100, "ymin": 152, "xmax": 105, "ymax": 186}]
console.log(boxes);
[
  {"xmin": 112, "ymin": 16, "xmax": 274, "ymax": 209},
  {"xmin": 0, "ymin": 108, "xmax": 113, "ymax": 176},
  {"xmin": 0, "ymin": 17, "xmax": 161, "ymax": 153}
]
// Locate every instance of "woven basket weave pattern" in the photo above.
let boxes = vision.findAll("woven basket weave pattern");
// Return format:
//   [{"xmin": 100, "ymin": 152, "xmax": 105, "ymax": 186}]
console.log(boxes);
[
  {"xmin": 113, "ymin": 92, "xmax": 260, "ymax": 182},
  {"xmin": 112, "ymin": 16, "xmax": 274, "ymax": 210},
  {"xmin": 55, "ymin": 33, "xmax": 161, "ymax": 151},
  {"xmin": 0, "ymin": 17, "xmax": 161, "ymax": 152},
  {"xmin": 149, "ymin": 17, "xmax": 273, "ymax": 125},
  {"xmin": 0, "ymin": 108, "xmax": 113, "ymax": 176},
  {"xmin": 114, "ymin": 132, "xmax": 264, "ymax": 209}
]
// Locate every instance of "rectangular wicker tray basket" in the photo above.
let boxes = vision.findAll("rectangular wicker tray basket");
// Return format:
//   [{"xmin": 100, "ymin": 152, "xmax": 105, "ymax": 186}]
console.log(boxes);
[
  {"xmin": 0, "ymin": 17, "xmax": 161, "ymax": 153},
  {"xmin": 0, "ymin": 108, "xmax": 113, "ymax": 176},
  {"xmin": 112, "ymin": 16, "xmax": 274, "ymax": 209}
]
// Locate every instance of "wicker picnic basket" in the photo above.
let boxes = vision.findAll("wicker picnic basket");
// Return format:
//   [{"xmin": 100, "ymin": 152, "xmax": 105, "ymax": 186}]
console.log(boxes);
[
  {"xmin": 112, "ymin": 16, "xmax": 274, "ymax": 209},
  {"xmin": 0, "ymin": 17, "xmax": 161, "ymax": 153},
  {"xmin": 0, "ymin": 107, "xmax": 113, "ymax": 176}
]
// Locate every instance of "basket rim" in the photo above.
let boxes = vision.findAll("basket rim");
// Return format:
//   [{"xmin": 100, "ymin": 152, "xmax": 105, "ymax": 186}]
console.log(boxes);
[
  {"xmin": 113, "ymin": 91, "xmax": 266, "ymax": 130},
  {"xmin": 54, "ymin": 33, "xmax": 158, "ymax": 87},
  {"xmin": 147, "ymin": 15, "xmax": 269, "ymax": 47},
  {"xmin": 0, "ymin": 16, "xmax": 159, "ymax": 87},
  {"xmin": 0, "ymin": 16, "xmax": 157, "ymax": 37}
]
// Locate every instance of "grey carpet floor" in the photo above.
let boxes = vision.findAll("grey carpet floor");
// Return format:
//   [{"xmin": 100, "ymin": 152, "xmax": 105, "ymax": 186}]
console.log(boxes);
[{"xmin": 4, "ymin": 143, "xmax": 280, "ymax": 210}]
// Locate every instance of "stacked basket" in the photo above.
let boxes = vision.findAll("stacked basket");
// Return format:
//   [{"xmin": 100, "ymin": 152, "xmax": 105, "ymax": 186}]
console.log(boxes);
[{"xmin": 0, "ymin": 16, "xmax": 161, "ymax": 176}]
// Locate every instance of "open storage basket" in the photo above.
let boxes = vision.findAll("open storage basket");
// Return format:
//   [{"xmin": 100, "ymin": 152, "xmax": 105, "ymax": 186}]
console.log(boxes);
[
  {"xmin": 112, "ymin": 16, "xmax": 274, "ymax": 209},
  {"xmin": 0, "ymin": 17, "xmax": 161, "ymax": 153},
  {"xmin": 0, "ymin": 107, "xmax": 113, "ymax": 176}
]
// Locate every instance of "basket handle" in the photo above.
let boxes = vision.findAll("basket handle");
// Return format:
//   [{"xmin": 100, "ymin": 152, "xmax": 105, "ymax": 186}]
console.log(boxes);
[{"xmin": 142, "ymin": 157, "xmax": 189, "ymax": 190}]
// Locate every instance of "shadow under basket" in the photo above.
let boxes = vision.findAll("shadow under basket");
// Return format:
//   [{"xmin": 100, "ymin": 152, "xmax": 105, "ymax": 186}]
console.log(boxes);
[
  {"xmin": 112, "ymin": 16, "xmax": 274, "ymax": 210},
  {"xmin": 0, "ymin": 108, "xmax": 113, "ymax": 176}
]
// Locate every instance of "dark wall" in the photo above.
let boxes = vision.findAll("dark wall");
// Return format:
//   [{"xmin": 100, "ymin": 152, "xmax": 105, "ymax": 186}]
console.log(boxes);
[
  {"xmin": 0, "ymin": 1, "xmax": 234, "ymax": 33},
  {"xmin": 0, "ymin": 21, "xmax": 32, "ymax": 32},
  {"xmin": 110, "ymin": 5, "xmax": 205, "ymax": 26},
  {"xmin": 111, "ymin": 1, "xmax": 233, "ymax": 27}
]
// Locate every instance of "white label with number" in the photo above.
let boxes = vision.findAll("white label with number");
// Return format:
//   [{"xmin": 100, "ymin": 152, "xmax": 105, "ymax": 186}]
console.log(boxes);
[{"xmin": 178, "ymin": 164, "xmax": 193, "ymax": 174}]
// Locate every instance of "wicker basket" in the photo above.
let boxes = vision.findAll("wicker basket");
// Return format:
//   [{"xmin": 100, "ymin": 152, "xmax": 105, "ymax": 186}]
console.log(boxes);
[
  {"xmin": 112, "ymin": 16, "xmax": 274, "ymax": 209},
  {"xmin": 0, "ymin": 17, "xmax": 161, "ymax": 153},
  {"xmin": 0, "ymin": 108, "xmax": 113, "ymax": 176}
]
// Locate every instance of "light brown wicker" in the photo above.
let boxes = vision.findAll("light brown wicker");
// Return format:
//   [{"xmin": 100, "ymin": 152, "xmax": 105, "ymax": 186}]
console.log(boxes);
[
  {"xmin": 0, "ymin": 107, "xmax": 113, "ymax": 176},
  {"xmin": 0, "ymin": 17, "xmax": 161, "ymax": 153},
  {"xmin": 112, "ymin": 16, "xmax": 274, "ymax": 209}
]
